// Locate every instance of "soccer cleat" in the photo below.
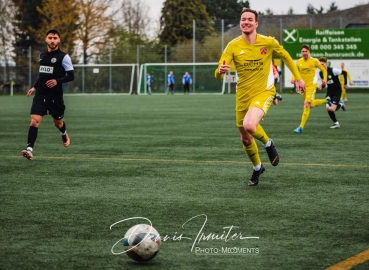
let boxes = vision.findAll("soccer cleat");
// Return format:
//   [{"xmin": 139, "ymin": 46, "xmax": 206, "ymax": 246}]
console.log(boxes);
[
  {"xmin": 326, "ymin": 96, "xmax": 332, "ymax": 106},
  {"xmin": 21, "ymin": 150, "xmax": 33, "ymax": 160},
  {"xmin": 248, "ymin": 164, "xmax": 265, "ymax": 186},
  {"xmin": 294, "ymin": 126, "xmax": 303, "ymax": 133},
  {"xmin": 330, "ymin": 123, "xmax": 340, "ymax": 129},
  {"xmin": 62, "ymin": 132, "xmax": 70, "ymax": 147},
  {"xmin": 265, "ymin": 139, "xmax": 279, "ymax": 166},
  {"xmin": 340, "ymin": 102, "xmax": 346, "ymax": 111}
]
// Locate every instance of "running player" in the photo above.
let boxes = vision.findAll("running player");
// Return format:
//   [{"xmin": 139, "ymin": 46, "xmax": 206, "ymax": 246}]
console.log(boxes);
[
  {"xmin": 318, "ymin": 57, "xmax": 347, "ymax": 129},
  {"xmin": 21, "ymin": 29, "xmax": 74, "ymax": 160},
  {"xmin": 291, "ymin": 45, "xmax": 327, "ymax": 133},
  {"xmin": 215, "ymin": 8, "xmax": 306, "ymax": 186}
]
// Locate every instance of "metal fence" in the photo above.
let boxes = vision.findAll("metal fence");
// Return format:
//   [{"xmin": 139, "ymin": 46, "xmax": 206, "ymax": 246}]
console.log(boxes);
[{"xmin": 1, "ymin": 14, "xmax": 367, "ymax": 94}]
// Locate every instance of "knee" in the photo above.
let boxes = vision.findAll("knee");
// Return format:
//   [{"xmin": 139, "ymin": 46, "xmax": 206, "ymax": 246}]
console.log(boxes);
[
  {"xmin": 243, "ymin": 122, "xmax": 257, "ymax": 134},
  {"xmin": 30, "ymin": 118, "xmax": 40, "ymax": 127},
  {"xmin": 54, "ymin": 120, "xmax": 63, "ymax": 129}
]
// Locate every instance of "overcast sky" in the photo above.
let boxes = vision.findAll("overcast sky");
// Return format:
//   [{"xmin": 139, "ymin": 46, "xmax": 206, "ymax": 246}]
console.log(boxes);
[{"xmin": 143, "ymin": 0, "xmax": 367, "ymax": 20}]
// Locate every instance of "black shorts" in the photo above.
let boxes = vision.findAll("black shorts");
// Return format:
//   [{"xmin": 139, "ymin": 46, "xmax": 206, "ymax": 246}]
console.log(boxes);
[
  {"xmin": 326, "ymin": 89, "xmax": 342, "ymax": 105},
  {"xmin": 30, "ymin": 96, "xmax": 65, "ymax": 119}
]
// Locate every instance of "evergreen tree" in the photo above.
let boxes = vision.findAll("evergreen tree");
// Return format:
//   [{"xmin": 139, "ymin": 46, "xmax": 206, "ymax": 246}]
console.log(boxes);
[
  {"xmin": 327, "ymin": 2, "xmax": 339, "ymax": 12},
  {"xmin": 287, "ymin": 7, "xmax": 295, "ymax": 15},
  {"xmin": 307, "ymin": 4, "xmax": 316, "ymax": 14},
  {"xmin": 159, "ymin": 0, "xmax": 213, "ymax": 47},
  {"xmin": 265, "ymin": 8, "xmax": 274, "ymax": 15},
  {"xmin": 315, "ymin": 6, "xmax": 324, "ymax": 14},
  {"xmin": 201, "ymin": 0, "xmax": 250, "ymax": 20},
  {"xmin": 12, "ymin": 0, "xmax": 42, "ymax": 50}
]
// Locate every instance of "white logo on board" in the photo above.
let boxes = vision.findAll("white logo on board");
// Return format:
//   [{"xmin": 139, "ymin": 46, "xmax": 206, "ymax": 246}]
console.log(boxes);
[{"xmin": 283, "ymin": 29, "xmax": 299, "ymax": 44}]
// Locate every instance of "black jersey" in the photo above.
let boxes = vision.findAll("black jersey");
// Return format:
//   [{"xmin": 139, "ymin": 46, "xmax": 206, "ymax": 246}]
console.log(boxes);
[
  {"xmin": 34, "ymin": 49, "xmax": 74, "ymax": 97},
  {"xmin": 320, "ymin": 67, "xmax": 347, "ymax": 93}
]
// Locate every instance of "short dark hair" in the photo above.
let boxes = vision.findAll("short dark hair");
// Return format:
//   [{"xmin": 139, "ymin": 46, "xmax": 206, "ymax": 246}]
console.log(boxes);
[
  {"xmin": 241, "ymin": 8, "xmax": 258, "ymax": 22},
  {"xmin": 46, "ymin": 29, "xmax": 60, "ymax": 37},
  {"xmin": 319, "ymin": 57, "xmax": 327, "ymax": 63},
  {"xmin": 301, "ymin": 44, "xmax": 310, "ymax": 51}
]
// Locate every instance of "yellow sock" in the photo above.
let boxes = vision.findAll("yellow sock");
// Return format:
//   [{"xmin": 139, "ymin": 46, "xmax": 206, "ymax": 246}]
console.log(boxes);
[
  {"xmin": 243, "ymin": 140, "xmax": 261, "ymax": 166},
  {"xmin": 341, "ymin": 90, "xmax": 347, "ymax": 100},
  {"xmin": 300, "ymin": 107, "xmax": 310, "ymax": 129},
  {"xmin": 252, "ymin": 124, "xmax": 269, "ymax": 144},
  {"xmin": 311, "ymin": 99, "xmax": 326, "ymax": 107}
]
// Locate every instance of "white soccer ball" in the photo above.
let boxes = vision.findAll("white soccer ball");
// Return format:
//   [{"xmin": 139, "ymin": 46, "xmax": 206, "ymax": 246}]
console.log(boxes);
[{"xmin": 123, "ymin": 224, "xmax": 161, "ymax": 262}]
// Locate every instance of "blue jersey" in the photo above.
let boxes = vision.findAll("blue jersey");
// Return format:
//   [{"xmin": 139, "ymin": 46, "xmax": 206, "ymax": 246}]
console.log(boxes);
[
  {"xmin": 168, "ymin": 73, "xmax": 174, "ymax": 85},
  {"xmin": 182, "ymin": 74, "xmax": 192, "ymax": 84},
  {"xmin": 147, "ymin": 75, "xmax": 152, "ymax": 85}
]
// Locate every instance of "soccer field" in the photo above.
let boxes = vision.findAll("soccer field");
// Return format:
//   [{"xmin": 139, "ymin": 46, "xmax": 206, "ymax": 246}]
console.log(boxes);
[{"xmin": 1, "ymin": 93, "xmax": 368, "ymax": 270}]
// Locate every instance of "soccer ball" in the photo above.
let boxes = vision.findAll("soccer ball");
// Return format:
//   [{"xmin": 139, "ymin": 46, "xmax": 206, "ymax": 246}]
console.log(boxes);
[{"xmin": 123, "ymin": 224, "xmax": 161, "ymax": 262}]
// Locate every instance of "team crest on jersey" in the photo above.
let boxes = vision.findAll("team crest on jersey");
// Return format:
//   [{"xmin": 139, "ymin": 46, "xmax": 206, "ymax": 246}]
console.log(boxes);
[
  {"xmin": 260, "ymin": 47, "xmax": 267, "ymax": 55},
  {"xmin": 51, "ymin": 58, "xmax": 57, "ymax": 63}
]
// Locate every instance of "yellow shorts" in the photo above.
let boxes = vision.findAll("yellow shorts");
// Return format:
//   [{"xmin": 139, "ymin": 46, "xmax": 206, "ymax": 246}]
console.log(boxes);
[
  {"xmin": 236, "ymin": 92, "xmax": 275, "ymax": 127},
  {"xmin": 301, "ymin": 84, "xmax": 317, "ymax": 103}
]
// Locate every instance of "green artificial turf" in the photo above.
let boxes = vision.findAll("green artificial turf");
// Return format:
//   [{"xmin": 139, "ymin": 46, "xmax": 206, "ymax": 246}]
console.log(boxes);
[{"xmin": 1, "ymin": 93, "xmax": 368, "ymax": 269}]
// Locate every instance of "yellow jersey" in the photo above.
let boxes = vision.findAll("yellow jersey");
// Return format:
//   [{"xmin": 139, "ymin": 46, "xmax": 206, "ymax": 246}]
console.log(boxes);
[
  {"xmin": 291, "ymin": 57, "xmax": 327, "ymax": 89},
  {"xmin": 339, "ymin": 68, "xmax": 352, "ymax": 87},
  {"xmin": 215, "ymin": 34, "xmax": 302, "ymax": 111}
]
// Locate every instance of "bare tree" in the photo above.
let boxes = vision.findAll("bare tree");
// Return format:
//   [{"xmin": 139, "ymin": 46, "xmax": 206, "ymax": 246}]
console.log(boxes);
[
  {"xmin": 117, "ymin": 0, "xmax": 151, "ymax": 39},
  {"xmin": 0, "ymin": 0, "xmax": 17, "ymax": 83},
  {"xmin": 75, "ymin": 0, "xmax": 115, "ymax": 64}
]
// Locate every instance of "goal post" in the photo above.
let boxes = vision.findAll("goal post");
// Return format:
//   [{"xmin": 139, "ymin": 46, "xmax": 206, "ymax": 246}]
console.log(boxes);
[
  {"xmin": 69, "ymin": 64, "xmax": 136, "ymax": 94},
  {"xmin": 138, "ymin": 63, "xmax": 226, "ymax": 95}
]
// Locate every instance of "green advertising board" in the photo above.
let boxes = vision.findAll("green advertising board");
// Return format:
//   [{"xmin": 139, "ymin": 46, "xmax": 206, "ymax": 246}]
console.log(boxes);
[{"xmin": 282, "ymin": 29, "xmax": 369, "ymax": 59}]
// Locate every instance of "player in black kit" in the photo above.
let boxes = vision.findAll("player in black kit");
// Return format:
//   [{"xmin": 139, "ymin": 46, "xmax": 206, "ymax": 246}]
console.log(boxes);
[
  {"xmin": 21, "ymin": 29, "xmax": 74, "ymax": 160},
  {"xmin": 318, "ymin": 57, "xmax": 347, "ymax": 129}
]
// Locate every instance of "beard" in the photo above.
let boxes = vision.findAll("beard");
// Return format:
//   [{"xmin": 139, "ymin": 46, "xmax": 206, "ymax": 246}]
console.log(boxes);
[{"xmin": 48, "ymin": 43, "xmax": 58, "ymax": 50}]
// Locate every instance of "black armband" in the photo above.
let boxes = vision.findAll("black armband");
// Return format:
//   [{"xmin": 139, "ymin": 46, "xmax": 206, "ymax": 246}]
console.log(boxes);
[{"xmin": 57, "ymin": 70, "xmax": 74, "ymax": 84}]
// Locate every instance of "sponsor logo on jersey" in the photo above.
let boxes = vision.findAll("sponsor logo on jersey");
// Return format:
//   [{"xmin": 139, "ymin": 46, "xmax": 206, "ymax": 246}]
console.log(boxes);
[
  {"xmin": 260, "ymin": 47, "xmax": 267, "ymax": 55},
  {"xmin": 39, "ymin": 66, "xmax": 54, "ymax": 74},
  {"xmin": 51, "ymin": 58, "xmax": 57, "ymax": 63},
  {"xmin": 240, "ymin": 50, "xmax": 245, "ymax": 54}
]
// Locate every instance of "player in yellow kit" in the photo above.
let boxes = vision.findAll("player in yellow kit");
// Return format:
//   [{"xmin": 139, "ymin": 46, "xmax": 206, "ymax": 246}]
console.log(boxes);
[
  {"xmin": 215, "ymin": 8, "xmax": 305, "ymax": 187},
  {"xmin": 339, "ymin": 62, "xmax": 353, "ymax": 102},
  {"xmin": 291, "ymin": 45, "xmax": 327, "ymax": 133}
]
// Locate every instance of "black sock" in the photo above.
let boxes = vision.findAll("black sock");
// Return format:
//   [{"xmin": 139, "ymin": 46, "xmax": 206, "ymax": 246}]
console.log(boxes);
[
  {"xmin": 336, "ymin": 104, "xmax": 341, "ymax": 111},
  {"xmin": 27, "ymin": 126, "xmax": 38, "ymax": 149},
  {"xmin": 328, "ymin": 111, "xmax": 337, "ymax": 123},
  {"xmin": 59, "ymin": 122, "xmax": 66, "ymax": 134}
]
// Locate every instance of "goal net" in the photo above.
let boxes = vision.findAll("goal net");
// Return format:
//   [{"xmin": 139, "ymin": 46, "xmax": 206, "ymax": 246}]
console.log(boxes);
[
  {"xmin": 67, "ymin": 64, "xmax": 136, "ymax": 94},
  {"xmin": 138, "ymin": 63, "xmax": 225, "ymax": 94}
]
